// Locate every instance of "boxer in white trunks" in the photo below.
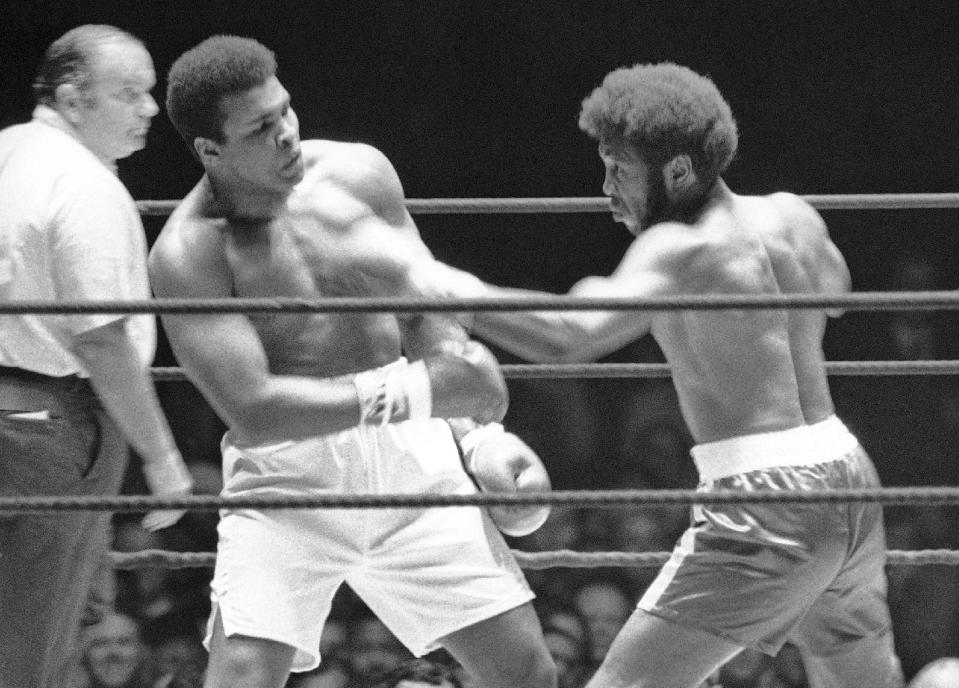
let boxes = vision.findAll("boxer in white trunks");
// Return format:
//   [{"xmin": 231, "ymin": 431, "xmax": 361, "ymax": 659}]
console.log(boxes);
[
  {"xmin": 149, "ymin": 36, "xmax": 555, "ymax": 688},
  {"xmin": 441, "ymin": 63, "xmax": 906, "ymax": 688}
]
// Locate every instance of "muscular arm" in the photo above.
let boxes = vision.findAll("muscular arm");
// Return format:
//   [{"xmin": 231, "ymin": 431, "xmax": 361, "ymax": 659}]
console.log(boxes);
[
  {"xmin": 400, "ymin": 257, "xmax": 473, "ymax": 360},
  {"xmin": 153, "ymin": 300, "xmax": 502, "ymax": 444},
  {"xmin": 338, "ymin": 144, "xmax": 479, "ymax": 361},
  {"xmin": 150, "ymin": 163, "xmax": 506, "ymax": 445},
  {"xmin": 337, "ymin": 146, "xmax": 514, "ymax": 433},
  {"xmin": 451, "ymin": 230, "xmax": 676, "ymax": 362},
  {"xmin": 149, "ymin": 231, "xmax": 370, "ymax": 445}
]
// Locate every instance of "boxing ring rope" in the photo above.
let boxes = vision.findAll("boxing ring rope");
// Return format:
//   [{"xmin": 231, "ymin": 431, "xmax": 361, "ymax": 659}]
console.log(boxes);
[
  {"xmin": 135, "ymin": 192, "xmax": 959, "ymax": 216},
  {"xmin": 107, "ymin": 548, "xmax": 959, "ymax": 571},
  {"xmin": 149, "ymin": 360, "xmax": 959, "ymax": 383},
  {"xmin": 6, "ymin": 193, "xmax": 959, "ymax": 572},
  {"xmin": 3, "ymin": 292, "xmax": 959, "ymax": 316},
  {"xmin": 3, "ymin": 485, "xmax": 959, "ymax": 513},
  {"xmin": 5, "ymin": 292, "xmax": 959, "ymax": 571}
]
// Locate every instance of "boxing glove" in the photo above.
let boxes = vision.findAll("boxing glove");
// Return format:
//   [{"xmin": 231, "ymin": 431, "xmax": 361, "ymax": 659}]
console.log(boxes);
[
  {"xmin": 460, "ymin": 423, "xmax": 552, "ymax": 536},
  {"xmin": 354, "ymin": 341, "xmax": 508, "ymax": 426}
]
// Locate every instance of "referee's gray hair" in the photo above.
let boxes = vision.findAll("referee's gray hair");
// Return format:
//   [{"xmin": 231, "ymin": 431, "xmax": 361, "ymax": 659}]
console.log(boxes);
[{"xmin": 33, "ymin": 25, "xmax": 144, "ymax": 106}]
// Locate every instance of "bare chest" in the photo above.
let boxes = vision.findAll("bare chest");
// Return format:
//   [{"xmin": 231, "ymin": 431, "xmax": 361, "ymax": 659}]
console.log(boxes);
[
  {"xmin": 223, "ymin": 215, "xmax": 360, "ymax": 298},
  {"xmin": 221, "ymin": 216, "xmax": 400, "ymax": 372}
]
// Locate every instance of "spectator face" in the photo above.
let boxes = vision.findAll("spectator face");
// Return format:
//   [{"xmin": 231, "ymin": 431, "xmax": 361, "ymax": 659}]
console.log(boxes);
[
  {"xmin": 542, "ymin": 609, "xmax": 589, "ymax": 649},
  {"xmin": 544, "ymin": 630, "xmax": 587, "ymax": 688},
  {"xmin": 83, "ymin": 612, "xmax": 145, "ymax": 687},
  {"xmin": 349, "ymin": 617, "xmax": 408, "ymax": 682}
]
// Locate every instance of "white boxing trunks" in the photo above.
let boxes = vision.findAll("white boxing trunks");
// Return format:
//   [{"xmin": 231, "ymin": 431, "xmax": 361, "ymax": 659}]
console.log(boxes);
[{"xmin": 205, "ymin": 413, "xmax": 533, "ymax": 672}]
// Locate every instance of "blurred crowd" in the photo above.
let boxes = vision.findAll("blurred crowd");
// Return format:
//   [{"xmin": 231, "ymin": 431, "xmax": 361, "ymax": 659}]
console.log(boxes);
[{"xmin": 61, "ymin": 250, "xmax": 959, "ymax": 688}]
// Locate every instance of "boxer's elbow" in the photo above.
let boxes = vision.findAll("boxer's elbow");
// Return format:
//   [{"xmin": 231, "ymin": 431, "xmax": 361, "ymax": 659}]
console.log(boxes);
[
  {"xmin": 218, "ymin": 398, "xmax": 277, "ymax": 443},
  {"xmin": 214, "ymin": 384, "xmax": 297, "ymax": 443}
]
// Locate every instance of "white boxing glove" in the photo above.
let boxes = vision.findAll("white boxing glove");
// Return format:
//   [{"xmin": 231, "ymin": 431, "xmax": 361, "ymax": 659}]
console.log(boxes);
[
  {"xmin": 460, "ymin": 423, "xmax": 552, "ymax": 537},
  {"xmin": 354, "ymin": 346, "xmax": 507, "ymax": 427}
]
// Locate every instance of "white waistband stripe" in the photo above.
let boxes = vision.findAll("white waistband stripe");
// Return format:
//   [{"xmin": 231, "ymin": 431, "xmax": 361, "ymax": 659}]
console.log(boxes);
[{"xmin": 690, "ymin": 416, "xmax": 859, "ymax": 482}]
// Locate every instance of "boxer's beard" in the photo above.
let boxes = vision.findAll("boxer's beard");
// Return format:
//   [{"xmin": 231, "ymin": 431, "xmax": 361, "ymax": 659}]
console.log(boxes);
[
  {"xmin": 643, "ymin": 169, "xmax": 712, "ymax": 230},
  {"xmin": 640, "ymin": 169, "xmax": 669, "ymax": 231}
]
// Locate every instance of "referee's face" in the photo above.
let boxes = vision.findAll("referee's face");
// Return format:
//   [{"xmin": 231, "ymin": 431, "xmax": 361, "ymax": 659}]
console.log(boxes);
[{"xmin": 75, "ymin": 39, "xmax": 159, "ymax": 165}]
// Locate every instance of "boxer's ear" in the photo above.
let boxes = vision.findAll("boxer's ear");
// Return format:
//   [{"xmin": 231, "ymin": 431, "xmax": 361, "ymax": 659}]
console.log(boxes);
[
  {"xmin": 663, "ymin": 154, "xmax": 696, "ymax": 197},
  {"xmin": 193, "ymin": 137, "xmax": 220, "ymax": 164}
]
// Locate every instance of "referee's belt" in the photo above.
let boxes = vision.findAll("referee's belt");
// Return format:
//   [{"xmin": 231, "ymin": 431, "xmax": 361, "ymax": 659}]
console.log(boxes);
[{"xmin": 0, "ymin": 366, "xmax": 89, "ymax": 412}]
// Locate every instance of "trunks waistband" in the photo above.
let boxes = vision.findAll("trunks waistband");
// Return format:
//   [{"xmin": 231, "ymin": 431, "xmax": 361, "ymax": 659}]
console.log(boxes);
[{"xmin": 690, "ymin": 415, "xmax": 859, "ymax": 482}]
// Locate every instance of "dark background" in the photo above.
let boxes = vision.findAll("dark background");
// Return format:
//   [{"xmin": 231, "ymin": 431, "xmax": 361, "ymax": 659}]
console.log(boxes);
[{"xmin": 4, "ymin": 0, "xmax": 959, "ymax": 293}]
